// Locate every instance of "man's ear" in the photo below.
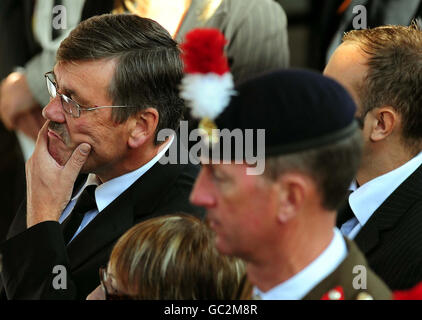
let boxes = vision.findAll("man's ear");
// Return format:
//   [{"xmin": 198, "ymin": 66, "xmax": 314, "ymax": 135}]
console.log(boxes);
[
  {"xmin": 276, "ymin": 173, "xmax": 308, "ymax": 224},
  {"xmin": 367, "ymin": 106, "xmax": 398, "ymax": 142},
  {"xmin": 127, "ymin": 108, "xmax": 159, "ymax": 149}
]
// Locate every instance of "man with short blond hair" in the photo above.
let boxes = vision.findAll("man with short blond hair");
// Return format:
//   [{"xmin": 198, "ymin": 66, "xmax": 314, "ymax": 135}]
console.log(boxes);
[{"xmin": 324, "ymin": 23, "xmax": 422, "ymax": 290}]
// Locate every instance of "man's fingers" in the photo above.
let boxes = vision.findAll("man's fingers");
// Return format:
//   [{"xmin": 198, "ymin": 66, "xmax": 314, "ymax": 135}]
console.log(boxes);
[
  {"xmin": 34, "ymin": 121, "xmax": 50, "ymax": 153},
  {"xmin": 26, "ymin": 121, "xmax": 56, "ymax": 170},
  {"xmin": 63, "ymin": 143, "xmax": 91, "ymax": 179}
]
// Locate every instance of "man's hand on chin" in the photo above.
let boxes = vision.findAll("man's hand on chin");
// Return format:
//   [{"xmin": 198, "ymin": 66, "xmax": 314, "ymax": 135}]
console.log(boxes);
[{"xmin": 26, "ymin": 122, "xmax": 92, "ymax": 228}]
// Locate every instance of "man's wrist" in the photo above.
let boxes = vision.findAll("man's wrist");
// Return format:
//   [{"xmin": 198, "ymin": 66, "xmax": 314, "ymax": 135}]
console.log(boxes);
[{"xmin": 27, "ymin": 209, "xmax": 61, "ymax": 228}]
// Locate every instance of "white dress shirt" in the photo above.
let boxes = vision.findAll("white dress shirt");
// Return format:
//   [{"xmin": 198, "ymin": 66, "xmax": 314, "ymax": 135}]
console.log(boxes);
[
  {"xmin": 59, "ymin": 136, "xmax": 174, "ymax": 243},
  {"xmin": 341, "ymin": 151, "xmax": 422, "ymax": 239},
  {"xmin": 253, "ymin": 228, "xmax": 347, "ymax": 300}
]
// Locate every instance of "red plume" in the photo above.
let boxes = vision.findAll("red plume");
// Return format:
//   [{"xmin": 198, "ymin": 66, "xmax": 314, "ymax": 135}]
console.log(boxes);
[
  {"xmin": 393, "ymin": 282, "xmax": 422, "ymax": 300},
  {"xmin": 181, "ymin": 28, "xmax": 229, "ymax": 75}
]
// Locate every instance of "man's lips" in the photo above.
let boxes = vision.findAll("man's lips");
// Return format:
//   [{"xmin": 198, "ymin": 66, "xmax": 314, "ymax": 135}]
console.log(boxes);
[{"xmin": 47, "ymin": 129, "xmax": 63, "ymax": 142}]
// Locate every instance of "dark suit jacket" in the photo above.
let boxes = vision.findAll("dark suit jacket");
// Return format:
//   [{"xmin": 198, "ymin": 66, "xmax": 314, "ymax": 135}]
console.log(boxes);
[
  {"xmin": 304, "ymin": 239, "xmax": 391, "ymax": 300},
  {"xmin": 337, "ymin": 164, "xmax": 422, "ymax": 290},
  {"xmin": 0, "ymin": 161, "xmax": 204, "ymax": 300}
]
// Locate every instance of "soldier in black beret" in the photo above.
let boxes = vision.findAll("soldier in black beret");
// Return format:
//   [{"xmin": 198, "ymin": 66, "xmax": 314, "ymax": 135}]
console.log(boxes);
[{"xmin": 181, "ymin": 29, "xmax": 391, "ymax": 300}]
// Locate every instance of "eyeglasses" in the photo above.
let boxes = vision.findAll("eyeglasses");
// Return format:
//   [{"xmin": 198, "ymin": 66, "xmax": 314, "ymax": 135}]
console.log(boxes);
[
  {"xmin": 99, "ymin": 266, "xmax": 135, "ymax": 300},
  {"xmin": 44, "ymin": 71, "xmax": 133, "ymax": 118}
]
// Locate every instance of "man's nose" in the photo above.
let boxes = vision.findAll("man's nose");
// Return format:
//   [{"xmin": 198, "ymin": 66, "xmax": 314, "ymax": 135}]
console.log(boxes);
[
  {"xmin": 42, "ymin": 96, "xmax": 66, "ymax": 123},
  {"xmin": 190, "ymin": 170, "xmax": 216, "ymax": 208}
]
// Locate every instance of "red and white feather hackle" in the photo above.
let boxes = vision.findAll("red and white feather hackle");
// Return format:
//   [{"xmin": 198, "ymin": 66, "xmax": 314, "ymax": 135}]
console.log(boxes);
[{"xmin": 180, "ymin": 28, "xmax": 235, "ymax": 127}]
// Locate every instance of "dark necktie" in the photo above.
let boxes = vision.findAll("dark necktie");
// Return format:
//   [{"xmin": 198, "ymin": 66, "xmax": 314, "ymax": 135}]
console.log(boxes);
[
  {"xmin": 336, "ymin": 191, "xmax": 355, "ymax": 227},
  {"xmin": 62, "ymin": 185, "xmax": 97, "ymax": 244}
]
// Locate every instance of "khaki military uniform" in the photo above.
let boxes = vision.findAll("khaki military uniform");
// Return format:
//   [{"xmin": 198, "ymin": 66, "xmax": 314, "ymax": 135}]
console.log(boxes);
[{"xmin": 303, "ymin": 239, "xmax": 392, "ymax": 300}]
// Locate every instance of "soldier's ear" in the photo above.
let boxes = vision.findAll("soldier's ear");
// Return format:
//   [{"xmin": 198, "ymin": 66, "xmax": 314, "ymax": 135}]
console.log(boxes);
[
  {"xmin": 127, "ymin": 108, "xmax": 159, "ymax": 148},
  {"xmin": 276, "ymin": 173, "xmax": 307, "ymax": 224}
]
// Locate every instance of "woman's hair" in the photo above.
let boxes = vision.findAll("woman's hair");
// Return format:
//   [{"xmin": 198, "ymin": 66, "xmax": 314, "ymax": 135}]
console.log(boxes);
[{"xmin": 109, "ymin": 214, "xmax": 250, "ymax": 299}]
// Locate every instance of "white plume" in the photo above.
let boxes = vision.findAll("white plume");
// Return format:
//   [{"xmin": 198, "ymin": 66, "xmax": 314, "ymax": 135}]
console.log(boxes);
[{"xmin": 180, "ymin": 73, "xmax": 236, "ymax": 120}]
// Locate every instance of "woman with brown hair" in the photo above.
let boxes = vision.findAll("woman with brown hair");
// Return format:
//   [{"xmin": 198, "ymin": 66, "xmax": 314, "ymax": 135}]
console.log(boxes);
[{"xmin": 87, "ymin": 214, "xmax": 251, "ymax": 299}]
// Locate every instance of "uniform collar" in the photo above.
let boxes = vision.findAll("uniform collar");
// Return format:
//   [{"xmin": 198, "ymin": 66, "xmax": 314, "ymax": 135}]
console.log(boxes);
[{"xmin": 253, "ymin": 228, "xmax": 347, "ymax": 300}]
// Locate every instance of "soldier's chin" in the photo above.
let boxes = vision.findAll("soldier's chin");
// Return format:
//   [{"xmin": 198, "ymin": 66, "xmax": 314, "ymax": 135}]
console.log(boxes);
[{"xmin": 214, "ymin": 235, "xmax": 232, "ymax": 256}]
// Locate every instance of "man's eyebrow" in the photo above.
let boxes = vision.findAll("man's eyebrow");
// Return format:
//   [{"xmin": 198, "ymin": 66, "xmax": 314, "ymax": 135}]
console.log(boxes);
[
  {"xmin": 51, "ymin": 70, "xmax": 88, "ymax": 106},
  {"xmin": 63, "ymin": 88, "xmax": 89, "ymax": 106}
]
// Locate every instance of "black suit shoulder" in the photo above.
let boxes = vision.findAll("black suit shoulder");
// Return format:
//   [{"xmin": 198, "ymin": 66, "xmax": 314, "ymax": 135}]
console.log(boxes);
[
  {"xmin": 353, "ymin": 163, "xmax": 422, "ymax": 290},
  {"xmin": 153, "ymin": 163, "xmax": 204, "ymax": 217},
  {"xmin": 364, "ymin": 199, "xmax": 422, "ymax": 290}
]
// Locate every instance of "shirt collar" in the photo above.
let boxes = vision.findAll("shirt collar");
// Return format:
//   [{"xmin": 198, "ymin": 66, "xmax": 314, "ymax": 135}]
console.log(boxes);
[
  {"xmin": 253, "ymin": 228, "xmax": 347, "ymax": 300},
  {"xmin": 350, "ymin": 151, "xmax": 422, "ymax": 226},
  {"xmin": 73, "ymin": 135, "xmax": 174, "ymax": 212}
]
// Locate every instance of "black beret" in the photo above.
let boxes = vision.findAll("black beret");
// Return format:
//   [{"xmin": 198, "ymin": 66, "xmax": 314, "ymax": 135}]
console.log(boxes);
[{"xmin": 213, "ymin": 69, "xmax": 358, "ymax": 158}]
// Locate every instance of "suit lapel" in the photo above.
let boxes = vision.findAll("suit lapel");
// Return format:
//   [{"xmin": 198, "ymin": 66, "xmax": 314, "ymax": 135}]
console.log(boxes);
[
  {"xmin": 67, "ymin": 161, "xmax": 184, "ymax": 271},
  {"xmin": 355, "ymin": 164, "xmax": 422, "ymax": 254}
]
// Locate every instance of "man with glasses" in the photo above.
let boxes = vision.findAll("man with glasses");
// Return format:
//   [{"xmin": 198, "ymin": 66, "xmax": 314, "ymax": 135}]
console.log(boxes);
[
  {"xmin": 324, "ymin": 24, "xmax": 422, "ymax": 290},
  {"xmin": 0, "ymin": 14, "xmax": 203, "ymax": 300}
]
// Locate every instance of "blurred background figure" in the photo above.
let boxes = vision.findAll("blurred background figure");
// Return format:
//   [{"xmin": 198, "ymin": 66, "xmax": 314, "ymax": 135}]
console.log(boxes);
[
  {"xmin": 0, "ymin": 0, "xmax": 34, "ymax": 242},
  {"xmin": 114, "ymin": 0, "xmax": 289, "ymax": 84},
  {"xmin": 325, "ymin": 0, "xmax": 422, "ymax": 65},
  {"xmin": 87, "ymin": 214, "xmax": 251, "ymax": 300},
  {"xmin": 275, "ymin": 0, "xmax": 422, "ymax": 70}
]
